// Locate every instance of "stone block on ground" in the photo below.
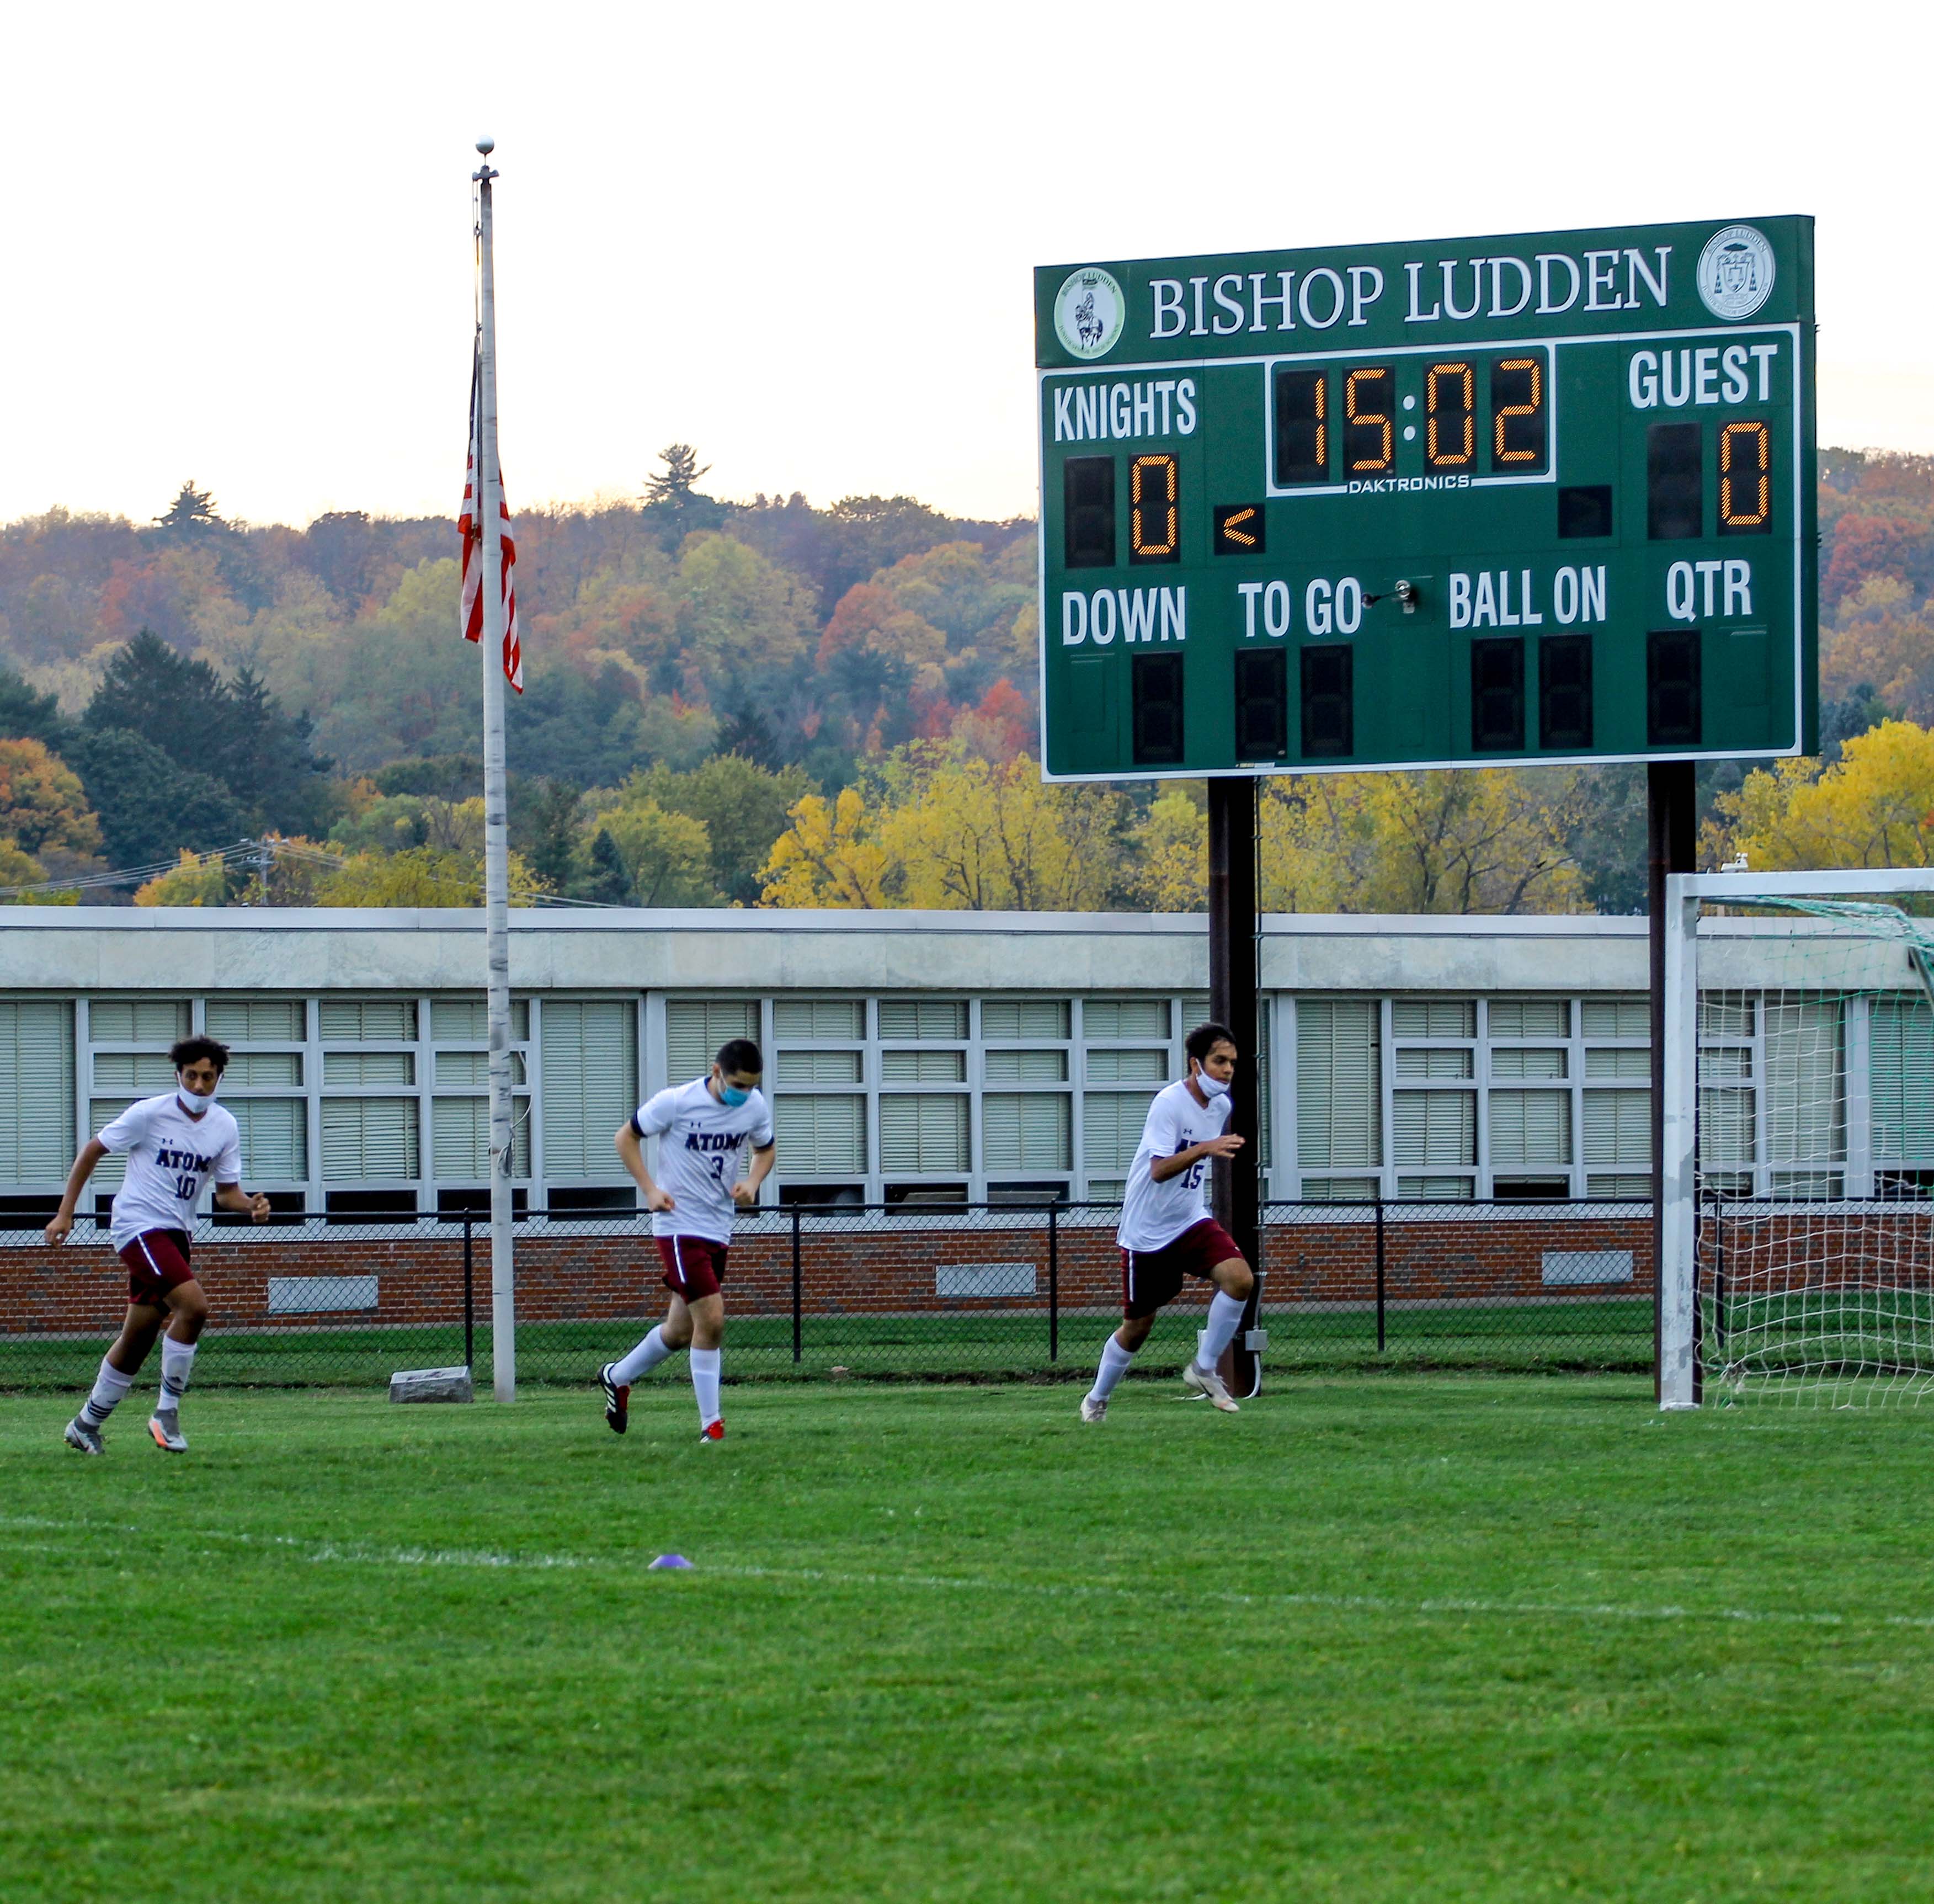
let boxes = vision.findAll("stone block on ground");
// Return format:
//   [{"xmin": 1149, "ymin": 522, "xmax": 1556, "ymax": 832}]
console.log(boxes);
[{"xmin": 389, "ymin": 1365, "xmax": 474, "ymax": 1404}]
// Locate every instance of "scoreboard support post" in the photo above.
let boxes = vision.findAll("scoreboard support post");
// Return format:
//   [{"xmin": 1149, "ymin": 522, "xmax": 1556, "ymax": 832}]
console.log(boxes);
[
  {"xmin": 1207, "ymin": 779, "xmax": 1264, "ymax": 1398},
  {"xmin": 1648, "ymin": 760, "xmax": 1698, "ymax": 1406}
]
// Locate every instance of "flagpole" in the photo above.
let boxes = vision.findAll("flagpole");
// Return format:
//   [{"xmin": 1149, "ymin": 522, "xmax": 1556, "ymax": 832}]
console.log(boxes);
[{"xmin": 473, "ymin": 140, "xmax": 516, "ymax": 1403}]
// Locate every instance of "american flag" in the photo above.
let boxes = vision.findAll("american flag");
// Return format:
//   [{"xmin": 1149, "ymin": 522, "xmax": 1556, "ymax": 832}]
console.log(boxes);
[{"xmin": 459, "ymin": 347, "xmax": 523, "ymax": 693}]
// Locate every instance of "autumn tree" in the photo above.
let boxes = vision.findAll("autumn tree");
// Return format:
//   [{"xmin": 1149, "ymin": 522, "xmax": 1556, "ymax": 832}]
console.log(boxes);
[
  {"xmin": 760, "ymin": 786, "xmax": 891, "ymax": 908},
  {"xmin": 1131, "ymin": 788, "xmax": 1208, "ymax": 913},
  {"xmin": 0, "ymin": 737, "xmax": 102, "ymax": 858},
  {"xmin": 1707, "ymin": 720, "xmax": 1934, "ymax": 870},
  {"xmin": 583, "ymin": 786, "xmax": 717, "ymax": 907},
  {"xmin": 626, "ymin": 753, "xmax": 812, "ymax": 904}
]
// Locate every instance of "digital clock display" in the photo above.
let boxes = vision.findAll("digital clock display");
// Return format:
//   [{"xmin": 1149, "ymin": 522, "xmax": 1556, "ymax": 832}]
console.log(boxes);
[{"xmin": 1038, "ymin": 217, "xmax": 1816, "ymax": 779}]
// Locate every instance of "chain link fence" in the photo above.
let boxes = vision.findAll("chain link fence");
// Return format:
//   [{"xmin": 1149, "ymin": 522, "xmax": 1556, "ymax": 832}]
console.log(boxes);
[{"xmin": 0, "ymin": 1197, "xmax": 1658, "ymax": 1394}]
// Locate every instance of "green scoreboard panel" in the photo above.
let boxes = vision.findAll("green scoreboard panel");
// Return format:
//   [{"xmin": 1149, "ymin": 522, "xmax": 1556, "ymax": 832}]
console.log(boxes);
[{"xmin": 1035, "ymin": 217, "xmax": 1815, "ymax": 780}]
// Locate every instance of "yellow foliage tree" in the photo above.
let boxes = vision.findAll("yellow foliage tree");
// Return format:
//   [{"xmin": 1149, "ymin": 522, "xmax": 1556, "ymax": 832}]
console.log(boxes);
[
  {"xmin": 875, "ymin": 748, "xmax": 1127, "ymax": 911},
  {"xmin": 1823, "ymin": 576, "xmax": 1934, "ymax": 724},
  {"xmin": 1260, "ymin": 768, "xmax": 1587, "ymax": 914},
  {"xmin": 584, "ymin": 784, "xmax": 717, "ymax": 906},
  {"xmin": 760, "ymin": 786, "xmax": 891, "ymax": 908},
  {"xmin": 1708, "ymin": 720, "xmax": 1934, "ymax": 870},
  {"xmin": 0, "ymin": 737, "xmax": 103, "ymax": 858},
  {"xmin": 1131, "ymin": 788, "xmax": 1208, "ymax": 913},
  {"xmin": 313, "ymin": 846, "xmax": 544, "ymax": 907},
  {"xmin": 134, "ymin": 850, "xmax": 231, "ymax": 906}
]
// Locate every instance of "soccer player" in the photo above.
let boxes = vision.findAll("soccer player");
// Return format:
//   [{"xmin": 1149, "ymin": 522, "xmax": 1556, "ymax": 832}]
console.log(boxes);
[
  {"xmin": 1081, "ymin": 1020, "xmax": 1255, "ymax": 1421},
  {"xmin": 598, "ymin": 1037, "xmax": 775, "ymax": 1442},
  {"xmin": 44, "ymin": 1035, "xmax": 271, "ymax": 1454}
]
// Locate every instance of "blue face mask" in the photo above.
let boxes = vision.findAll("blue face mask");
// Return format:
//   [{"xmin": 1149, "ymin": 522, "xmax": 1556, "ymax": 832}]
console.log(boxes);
[{"xmin": 720, "ymin": 1083, "xmax": 753, "ymax": 1108}]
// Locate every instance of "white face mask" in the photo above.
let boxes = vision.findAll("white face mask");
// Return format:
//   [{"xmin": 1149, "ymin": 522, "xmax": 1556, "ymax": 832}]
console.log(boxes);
[
  {"xmin": 178, "ymin": 1087, "xmax": 217, "ymax": 1116},
  {"xmin": 1194, "ymin": 1071, "xmax": 1230, "ymax": 1098}
]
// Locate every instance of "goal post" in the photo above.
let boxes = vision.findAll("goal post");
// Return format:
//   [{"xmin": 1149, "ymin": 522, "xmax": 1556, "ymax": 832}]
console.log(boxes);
[{"xmin": 1660, "ymin": 868, "xmax": 1934, "ymax": 1409}]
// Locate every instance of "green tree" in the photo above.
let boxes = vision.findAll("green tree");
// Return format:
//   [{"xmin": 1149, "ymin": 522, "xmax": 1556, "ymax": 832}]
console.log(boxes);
[
  {"xmin": 582, "ymin": 829, "xmax": 635, "ymax": 905},
  {"xmin": 60, "ymin": 726, "xmax": 247, "ymax": 869},
  {"xmin": 632, "ymin": 754, "xmax": 812, "ymax": 903},
  {"xmin": 585, "ymin": 786, "xmax": 717, "ymax": 907}
]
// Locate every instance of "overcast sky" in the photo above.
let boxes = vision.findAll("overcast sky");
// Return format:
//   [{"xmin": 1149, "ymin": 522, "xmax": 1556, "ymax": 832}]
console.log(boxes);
[{"xmin": 2, "ymin": 0, "xmax": 1925, "ymax": 530}]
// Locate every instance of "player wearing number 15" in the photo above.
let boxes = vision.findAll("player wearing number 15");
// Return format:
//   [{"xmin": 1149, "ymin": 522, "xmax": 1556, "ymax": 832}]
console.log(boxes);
[
  {"xmin": 1081, "ymin": 1023, "xmax": 1255, "ymax": 1421},
  {"xmin": 43, "ymin": 1036, "xmax": 273, "ymax": 1455},
  {"xmin": 599, "ymin": 1040, "xmax": 775, "ymax": 1442}
]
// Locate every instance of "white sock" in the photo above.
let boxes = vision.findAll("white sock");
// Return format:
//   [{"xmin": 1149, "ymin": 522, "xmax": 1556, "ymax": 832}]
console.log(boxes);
[
  {"xmin": 157, "ymin": 1337, "xmax": 197, "ymax": 1414},
  {"xmin": 1088, "ymin": 1335, "xmax": 1136, "ymax": 1405},
  {"xmin": 690, "ymin": 1347, "xmax": 722, "ymax": 1428},
  {"xmin": 80, "ymin": 1358, "xmax": 132, "ymax": 1428},
  {"xmin": 613, "ymin": 1326, "xmax": 674, "ymax": 1386},
  {"xmin": 1197, "ymin": 1291, "xmax": 1247, "ymax": 1371}
]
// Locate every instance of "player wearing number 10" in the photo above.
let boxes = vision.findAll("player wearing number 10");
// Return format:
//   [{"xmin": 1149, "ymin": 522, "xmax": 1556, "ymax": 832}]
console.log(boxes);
[
  {"xmin": 599, "ymin": 1040, "xmax": 775, "ymax": 1442},
  {"xmin": 43, "ymin": 1036, "xmax": 273, "ymax": 1455},
  {"xmin": 1082, "ymin": 1023, "xmax": 1255, "ymax": 1421}
]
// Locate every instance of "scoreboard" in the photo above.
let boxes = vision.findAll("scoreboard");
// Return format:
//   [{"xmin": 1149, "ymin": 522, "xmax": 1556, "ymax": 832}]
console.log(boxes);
[{"xmin": 1035, "ymin": 217, "xmax": 1815, "ymax": 780}]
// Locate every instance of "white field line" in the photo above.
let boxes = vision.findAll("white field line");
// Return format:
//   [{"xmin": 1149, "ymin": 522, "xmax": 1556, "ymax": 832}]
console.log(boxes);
[{"xmin": 7, "ymin": 1512, "xmax": 1934, "ymax": 1635}]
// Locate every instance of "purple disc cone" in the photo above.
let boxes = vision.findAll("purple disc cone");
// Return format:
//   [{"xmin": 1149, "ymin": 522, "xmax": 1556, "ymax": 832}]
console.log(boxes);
[{"xmin": 648, "ymin": 1553, "xmax": 693, "ymax": 1570}]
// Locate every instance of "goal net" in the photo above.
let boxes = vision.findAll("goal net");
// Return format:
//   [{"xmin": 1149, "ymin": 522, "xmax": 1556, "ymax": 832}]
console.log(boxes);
[{"xmin": 1660, "ymin": 869, "xmax": 1934, "ymax": 1408}]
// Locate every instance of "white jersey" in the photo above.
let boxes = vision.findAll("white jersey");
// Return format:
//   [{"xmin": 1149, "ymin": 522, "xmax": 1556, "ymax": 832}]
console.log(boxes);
[
  {"xmin": 1116, "ymin": 1078, "xmax": 1231, "ymax": 1253},
  {"xmin": 98, "ymin": 1093, "xmax": 242, "ymax": 1251},
  {"xmin": 633, "ymin": 1076, "xmax": 775, "ymax": 1244}
]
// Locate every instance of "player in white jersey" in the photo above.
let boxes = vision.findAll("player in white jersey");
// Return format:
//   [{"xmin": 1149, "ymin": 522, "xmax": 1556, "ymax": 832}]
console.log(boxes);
[
  {"xmin": 1080, "ymin": 1021, "xmax": 1255, "ymax": 1422},
  {"xmin": 44, "ymin": 1036, "xmax": 271, "ymax": 1453},
  {"xmin": 598, "ymin": 1036, "xmax": 775, "ymax": 1441}
]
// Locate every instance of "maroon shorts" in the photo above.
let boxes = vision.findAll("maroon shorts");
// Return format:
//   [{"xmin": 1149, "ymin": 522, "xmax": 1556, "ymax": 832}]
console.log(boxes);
[
  {"xmin": 119, "ymin": 1229, "xmax": 196, "ymax": 1307},
  {"xmin": 1121, "ymin": 1219, "xmax": 1243, "ymax": 1319},
  {"xmin": 657, "ymin": 1235, "xmax": 729, "ymax": 1302}
]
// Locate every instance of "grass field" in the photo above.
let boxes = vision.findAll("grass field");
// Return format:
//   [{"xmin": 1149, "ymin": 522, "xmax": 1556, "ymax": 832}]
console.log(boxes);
[{"xmin": 6, "ymin": 1374, "xmax": 1934, "ymax": 1901}]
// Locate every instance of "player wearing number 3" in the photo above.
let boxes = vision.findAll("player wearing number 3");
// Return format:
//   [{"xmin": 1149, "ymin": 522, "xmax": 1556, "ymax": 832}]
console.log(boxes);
[
  {"xmin": 599, "ymin": 1039, "xmax": 775, "ymax": 1442},
  {"xmin": 45, "ymin": 1036, "xmax": 273, "ymax": 1454},
  {"xmin": 1082, "ymin": 1022, "xmax": 1255, "ymax": 1421}
]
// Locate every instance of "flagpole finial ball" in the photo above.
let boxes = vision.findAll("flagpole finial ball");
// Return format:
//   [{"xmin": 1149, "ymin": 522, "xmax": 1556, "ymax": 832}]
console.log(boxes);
[{"xmin": 475, "ymin": 136, "xmax": 496, "ymax": 156}]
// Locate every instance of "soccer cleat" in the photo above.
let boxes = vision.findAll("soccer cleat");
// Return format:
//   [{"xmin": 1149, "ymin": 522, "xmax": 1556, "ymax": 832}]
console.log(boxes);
[
  {"xmin": 599, "ymin": 1364, "xmax": 630, "ymax": 1435},
  {"xmin": 700, "ymin": 1419, "xmax": 724, "ymax": 1442},
  {"xmin": 1079, "ymin": 1396, "xmax": 1107, "ymax": 1423},
  {"xmin": 1183, "ymin": 1361, "xmax": 1240, "ymax": 1413},
  {"xmin": 148, "ymin": 1410, "xmax": 188, "ymax": 1453},
  {"xmin": 64, "ymin": 1416, "xmax": 105, "ymax": 1455}
]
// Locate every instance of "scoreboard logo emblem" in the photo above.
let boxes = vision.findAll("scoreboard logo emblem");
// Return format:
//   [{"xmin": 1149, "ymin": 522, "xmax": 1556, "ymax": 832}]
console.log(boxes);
[
  {"xmin": 1054, "ymin": 267, "xmax": 1125, "ymax": 360},
  {"xmin": 1697, "ymin": 225, "xmax": 1776, "ymax": 321}
]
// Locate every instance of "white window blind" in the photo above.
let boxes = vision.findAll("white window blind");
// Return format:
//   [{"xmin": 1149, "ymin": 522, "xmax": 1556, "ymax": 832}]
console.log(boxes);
[
  {"xmin": 1698, "ymin": 1088, "xmax": 1755, "ymax": 1168},
  {"xmin": 0, "ymin": 1000, "xmax": 73, "ymax": 1180},
  {"xmin": 1489, "ymin": 1089, "xmax": 1571, "ymax": 1166},
  {"xmin": 984, "ymin": 1050, "xmax": 1067, "ymax": 1082},
  {"xmin": 1395, "ymin": 1048, "xmax": 1471, "ymax": 1079},
  {"xmin": 882, "ymin": 1049, "xmax": 965, "ymax": 1082},
  {"xmin": 878, "ymin": 1094, "xmax": 969, "ymax": 1172},
  {"xmin": 1399, "ymin": 1176, "xmax": 1475, "ymax": 1200},
  {"xmin": 542, "ymin": 999, "xmax": 640, "ymax": 1178},
  {"xmin": 665, "ymin": 998, "xmax": 758, "ymax": 1078},
  {"xmin": 1871, "ymin": 997, "xmax": 1934, "ymax": 1162},
  {"xmin": 1086, "ymin": 1047, "xmax": 1167, "ymax": 1082},
  {"xmin": 1763, "ymin": 999, "xmax": 1844, "ymax": 1164},
  {"xmin": 1490, "ymin": 1048, "xmax": 1566, "ymax": 1079},
  {"xmin": 1390, "ymin": 999, "xmax": 1474, "ymax": 1039},
  {"xmin": 93, "ymin": 1052, "xmax": 176, "ymax": 1091},
  {"xmin": 431, "ymin": 1097, "xmax": 531, "ymax": 1178},
  {"xmin": 321, "ymin": 1098, "xmax": 419, "ymax": 1180},
  {"xmin": 1392, "ymin": 1090, "xmax": 1475, "ymax": 1167},
  {"xmin": 1084, "ymin": 1091, "xmax": 1155, "ymax": 1173},
  {"xmin": 983, "ymin": 1093, "xmax": 1072, "ymax": 1172},
  {"xmin": 89, "ymin": 999, "xmax": 189, "ymax": 1043},
  {"xmin": 772, "ymin": 998, "xmax": 864, "ymax": 1041},
  {"xmin": 1585, "ymin": 1048, "xmax": 1650, "ymax": 1079},
  {"xmin": 205, "ymin": 998, "xmax": 306, "ymax": 1043},
  {"xmin": 231, "ymin": 1098, "xmax": 307, "ymax": 1179},
  {"xmin": 982, "ymin": 999, "xmax": 1069, "ymax": 1039},
  {"xmin": 1488, "ymin": 999, "xmax": 1569, "ymax": 1038},
  {"xmin": 1296, "ymin": 998, "xmax": 1379, "ymax": 1170},
  {"xmin": 429, "ymin": 997, "xmax": 529, "ymax": 1041},
  {"xmin": 877, "ymin": 999, "xmax": 967, "ymax": 1040},
  {"xmin": 225, "ymin": 1052, "xmax": 302, "ymax": 1087},
  {"xmin": 777, "ymin": 1050, "xmax": 862, "ymax": 1085},
  {"xmin": 1582, "ymin": 998, "xmax": 1649, "ymax": 1039},
  {"xmin": 324, "ymin": 1051, "xmax": 415, "ymax": 1086},
  {"xmin": 1583, "ymin": 1090, "xmax": 1650, "ymax": 1166},
  {"xmin": 319, "ymin": 999, "xmax": 417, "ymax": 1042},
  {"xmin": 434, "ymin": 1051, "xmax": 526, "ymax": 1087},
  {"xmin": 88, "ymin": 1099, "xmax": 135, "ymax": 1187},
  {"xmin": 1698, "ymin": 995, "xmax": 1754, "ymax": 1039},
  {"xmin": 775, "ymin": 1094, "xmax": 866, "ymax": 1174},
  {"xmin": 1084, "ymin": 998, "xmax": 1169, "ymax": 1039}
]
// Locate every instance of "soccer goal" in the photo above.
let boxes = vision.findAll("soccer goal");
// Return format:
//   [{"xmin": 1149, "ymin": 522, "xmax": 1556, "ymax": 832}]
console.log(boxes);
[{"xmin": 1659, "ymin": 868, "xmax": 1934, "ymax": 1408}]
